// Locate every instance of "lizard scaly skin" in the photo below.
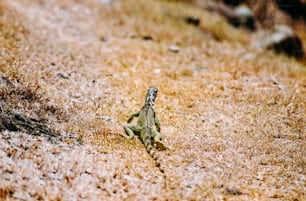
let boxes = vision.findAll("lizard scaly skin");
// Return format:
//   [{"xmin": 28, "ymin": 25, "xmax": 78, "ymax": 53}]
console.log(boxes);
[{"xmin": 124, "ymin": 87, "xmax": 167, "ymax": 173}]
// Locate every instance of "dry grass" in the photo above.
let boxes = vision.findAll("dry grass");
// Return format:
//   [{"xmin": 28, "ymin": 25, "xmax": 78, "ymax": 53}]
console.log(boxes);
[{"xmin": 0, "ymin": 0, "xmax": 305, "ymax": 200}]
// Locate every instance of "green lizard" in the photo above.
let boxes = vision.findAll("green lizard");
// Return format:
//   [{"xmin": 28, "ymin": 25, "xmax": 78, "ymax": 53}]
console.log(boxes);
[{"xmin": 124, "ymin": 87, "xmax": 167, "ymax": 173}]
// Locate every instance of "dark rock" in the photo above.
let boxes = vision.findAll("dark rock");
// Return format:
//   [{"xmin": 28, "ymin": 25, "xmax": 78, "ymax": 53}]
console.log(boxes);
[
  {"xmin": 100, "ymin": 36, "xmax": 107, "ymax": 42},
  {"xmin": 207, "ymin": 3, "xmax": 256, "ymax": 31},
  {"xmin": 275, "ymin": 0, "xmax": 306, "ymax": 21},
  {"xmin": 56, "ymin": 72, "xmax": 70, "ymax": 79},
  {"xmin": 142, "ymin": 35, "xmax": 154, "ymax": 41},
  {"xmin": 222, "ymin": 0, "xmax": 246, "ymax": 6},
  {"xmin": 183, "ymin": 16, "xmax": 200, "ymax": 27},
  {"xmin": 258, "ymin": 25, "xmax": 304, "ymax": 59},
  {"xmin": 230, "ymin": 5, "xmax": 256, "ymax": 30}
]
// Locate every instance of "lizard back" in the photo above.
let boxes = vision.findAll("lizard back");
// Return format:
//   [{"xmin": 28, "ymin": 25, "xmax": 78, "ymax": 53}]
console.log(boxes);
[{"xmin": 138, "ymin": 88, "xmax": 164, "ymax": 173}]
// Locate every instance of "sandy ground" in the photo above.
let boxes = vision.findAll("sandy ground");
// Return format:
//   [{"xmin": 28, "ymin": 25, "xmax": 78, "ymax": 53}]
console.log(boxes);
[{"xmin": 0, "ymin": 0, "xmax": 305, "ymax": 200}]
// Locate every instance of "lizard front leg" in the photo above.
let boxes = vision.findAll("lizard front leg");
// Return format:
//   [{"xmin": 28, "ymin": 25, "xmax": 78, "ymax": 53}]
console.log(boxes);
[
  {"xmin": 124, "ymin": 124, "xmax": 141, "ymax": 139},
  {"xmin": 127, "ymin": 112, "xmax": 140, "ymax": 123}
]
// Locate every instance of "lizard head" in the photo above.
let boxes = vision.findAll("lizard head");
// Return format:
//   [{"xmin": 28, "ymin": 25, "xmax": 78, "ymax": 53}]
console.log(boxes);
[{"xmin": 146, "ymin": 87, "xmax": 158, "ymax": 107}]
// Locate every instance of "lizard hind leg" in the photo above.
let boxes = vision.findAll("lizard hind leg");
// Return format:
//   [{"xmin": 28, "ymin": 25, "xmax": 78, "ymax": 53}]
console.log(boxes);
[
  {"xmin": 151, "ymin": 130, "xmax": 168, "ymax": 151},
  {"xmin": 123, "ymin": 124, "xmax": 140, "ymax": 139},
  {"xmin": 151, "ymin": 129, "xmax": 162, "ymax": 141}
]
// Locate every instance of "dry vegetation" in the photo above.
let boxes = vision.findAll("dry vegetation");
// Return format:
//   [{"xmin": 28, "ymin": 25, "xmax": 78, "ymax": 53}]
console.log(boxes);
[{"xmin": 0, "ymin": 0, "xmax": 305, "ymax": 200}]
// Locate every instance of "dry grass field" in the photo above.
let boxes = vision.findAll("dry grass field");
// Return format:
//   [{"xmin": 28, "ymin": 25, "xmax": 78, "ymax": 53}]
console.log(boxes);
[{"xmin": 0, "ymin": 0, "xmax": 305, "ymax": 200}]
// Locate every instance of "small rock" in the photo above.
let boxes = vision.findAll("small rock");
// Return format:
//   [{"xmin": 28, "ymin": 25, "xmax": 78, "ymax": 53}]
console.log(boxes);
[
  {"xmin": 225, "ymin": 187, "xmax": 242, "ymax": 195},
  {"xmin": 193, "ymin": 66, "xmax": 208, "ymax": 71},
  {"xmin": 100, "ymin": 0, "xmax": 112, "ymax": 5},
  {"xmin": 183, "ymin": 16, "xmax": 200, "ymax": 26},
  {"xmin": 100, "ymin": 36, "xmax": 107, "ymax": 43},
  {"xmin": 153, "ymin": 69, "xmax": 161, "ymax": 74},
  {"xmin": 231, "ymin": 5, "xmax": 256, "ymax": 30},
  {"xmin": 96, "ymin": 115, "xmax": 112, "ymax": 121},
  {"xmin": 56, "ymin": 72, "xmax": 70, "ymax": 79},
  {"xmin": 168, "ymin": 45, "xmax": 180, "ymax": 53},
  {"xmin": 207, "ymin": 3, "xmax": 255, "ymax": 31},
  {"xmin": 142, "ymin": 35, "xmax": 154, "ymax": 41},
  {"xmin": 258, "ymin": 25, "xmax": 304, "ymax": 59}
]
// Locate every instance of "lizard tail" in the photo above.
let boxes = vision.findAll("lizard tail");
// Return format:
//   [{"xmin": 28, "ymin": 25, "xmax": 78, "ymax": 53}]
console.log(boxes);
[
  {"xmin": 143, "ymin": 135, "xmax": 167, "ymax": 189},
  {"xmin": 143, "ymin": 136, "xmax": 164, "ymax": 173}
]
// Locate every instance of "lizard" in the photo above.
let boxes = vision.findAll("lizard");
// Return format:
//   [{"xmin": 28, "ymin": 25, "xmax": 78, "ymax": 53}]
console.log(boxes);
[{"xmin": 123, "ymin": 87, "xmax": 167, "ymax": 173}]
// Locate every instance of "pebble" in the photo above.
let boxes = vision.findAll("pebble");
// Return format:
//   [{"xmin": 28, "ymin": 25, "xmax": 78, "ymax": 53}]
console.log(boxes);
[
  {"xmin": 193, "ymin": 66, "xmax": 208, "ymax": 71},
  {"xmin": 56, "ymin": 72, "xmax": 70, "ymax": 79},
  {"xmin": 168, "ymin": 45, "xmax": 180, "ymax": 53},
  {"xmin": 142, "ymin": 35, "xmax": 154, "ymax": 41},
  {"xmin": 95, "ymin": 115, "xmax": 112, "ymax": 121}
]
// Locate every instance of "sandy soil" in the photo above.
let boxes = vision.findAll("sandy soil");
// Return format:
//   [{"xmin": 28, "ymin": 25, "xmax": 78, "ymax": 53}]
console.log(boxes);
[{"xmin": 0, "ymin": 0, "xmax": 305, "ymax": 200}]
